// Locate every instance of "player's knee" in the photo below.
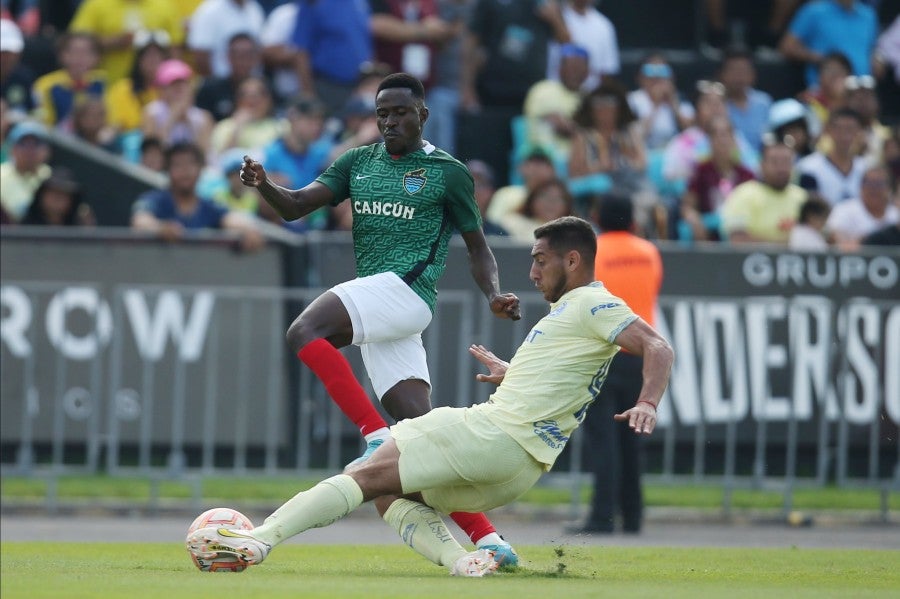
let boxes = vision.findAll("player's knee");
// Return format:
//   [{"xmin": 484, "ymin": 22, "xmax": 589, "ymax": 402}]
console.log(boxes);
[{"xmin": 382, "ymin": 382, "xmax": 432, "ymax": 421}]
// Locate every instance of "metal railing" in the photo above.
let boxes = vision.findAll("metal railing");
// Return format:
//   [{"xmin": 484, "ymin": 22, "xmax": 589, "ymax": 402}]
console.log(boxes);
[{"xmin": 2, "ymin": 282, "xmax": 897, "ymax": 518}]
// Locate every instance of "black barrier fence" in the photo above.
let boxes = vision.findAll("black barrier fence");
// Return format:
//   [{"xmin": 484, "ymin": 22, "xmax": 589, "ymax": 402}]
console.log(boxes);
[{"xmin": 1, "ymin": 229, "xmax": 898, "ymax": 514}]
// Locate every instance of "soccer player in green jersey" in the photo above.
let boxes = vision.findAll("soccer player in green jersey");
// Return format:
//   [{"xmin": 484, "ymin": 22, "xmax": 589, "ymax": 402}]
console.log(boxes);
[
  {"xmin": 187, "ymin": 216, "xmax": 675, "ymax": 576},
  {"xmin": 239, "ymin": 73, "xmax": 522, "ymax": 565}
]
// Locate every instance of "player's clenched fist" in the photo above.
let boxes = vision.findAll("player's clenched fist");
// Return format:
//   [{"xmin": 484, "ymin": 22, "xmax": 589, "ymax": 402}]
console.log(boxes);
[
  {"xmin": 240, "ymin": 155, "xmax": 267, "ymax": 187},
  {"xmin": 490, "ymin": 293, "xmax": 521, "ymax": 321}
]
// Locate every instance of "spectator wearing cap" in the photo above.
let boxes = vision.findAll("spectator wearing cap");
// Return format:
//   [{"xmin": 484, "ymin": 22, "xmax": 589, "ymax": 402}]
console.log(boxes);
[
  {"xmin": 627, "ymin": 53, "xmax": 694, "ymax": 151},
  {"xmin": 131, "ymin": 141, "xmax": 264, "ymax": 251},
  {"xmin": 548, "ymin": 0, "xmax": 619, "ymax": 92},
  {"xmin": 796, "ymin": 107, "xmax": 868, "ymax": 206},
  {"xmin": 69, "ymin": 0, "xmax": 184, "ymax": 84},
  {"xmin": 187, "ymin": 0, "xmax": 265, "ymax": 79},
  {"xmin": 0, "ymin": 121, "xmax": 52, "ymax": 221},
  {"xmin": 290, "ymin": 0, "xmax": 373, "ymax": 114},
  {"xmin": 32, "ymin": 32, "xmax": 106, "ymax": 129},
  {"xmin": 141, "ymin": 59, "xmax": 213, "ymax": 156},
  {"xmin": 196, "ymin": 33, "xmax": 264, "ymax": 122},
  {"xmin": 466, "ymin": 159, "xmax": 507, "ymax": 237},
  {"xmin": 521, "ymin": 43, "xmax": 589, "ymax": 165},
  {"xmin": 210, "ymin": 76, "xmax": 281, "ymax": 161},
  {"xmin": 768, "ymin": 98, "xmax": 815, "ymax": 158},
  {"xmin": 20, "ymin": 166, "xmax": 96, "ymax": 226},
  {"xmin": 0, "ymin": 18, "xmax": 35, "ymax": 115},
  {"xmin": 105, "ymin": 31, "xmax": 170, "ymax": 133},
  {"xmin": 718, "ymin": 47, "xmax": 772, "ymax": 152},
  {"xmin": 779, "ymin": 0, "xmax": 878, "ymax": 90}
]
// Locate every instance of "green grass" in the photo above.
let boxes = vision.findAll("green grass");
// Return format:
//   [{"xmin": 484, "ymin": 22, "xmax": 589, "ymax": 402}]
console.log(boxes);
[
  {"xmin": 1, "ymin": 542, "xmax": 897, "ymax": 599},
  {"xmin": 2, "ymin": 475, "xmax": 896, "ymax": 512}
]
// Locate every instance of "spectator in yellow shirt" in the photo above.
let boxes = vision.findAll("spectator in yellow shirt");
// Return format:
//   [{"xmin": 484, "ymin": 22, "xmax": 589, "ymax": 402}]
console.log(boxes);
[
  {"xmin": 69, "ymin": 0, "xmax": 184, "ymax": 84},
  {"xmin": 105, "ymin": 31, "xmax": 171, "ymax": 132}
]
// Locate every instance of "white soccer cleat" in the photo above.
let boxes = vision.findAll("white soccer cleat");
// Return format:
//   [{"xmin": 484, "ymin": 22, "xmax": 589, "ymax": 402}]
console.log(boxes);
[
  {"xmin": 450, "ymin": 549, "xmax": 499, "ymax": 577},
  {"xmin": 186, "ymin": 526, "xmax": 272, "ymax": 566}
]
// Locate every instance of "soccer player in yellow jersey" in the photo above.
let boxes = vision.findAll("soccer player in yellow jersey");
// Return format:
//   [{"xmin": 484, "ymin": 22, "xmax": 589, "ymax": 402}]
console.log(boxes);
[{"xmin": 187, "ymin": 216, "xmax": 675, "ymax": 576}]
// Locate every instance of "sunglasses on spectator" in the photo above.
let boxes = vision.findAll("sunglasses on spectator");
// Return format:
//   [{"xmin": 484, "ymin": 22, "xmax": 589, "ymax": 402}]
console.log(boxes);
[
  {"xmin": 762, "ymin": 132, "xmax": 796, "ymax": 149},
  {"xmin": 133, "ymin": 29, "xmax": 171, "ymax": 49},
  {"xmin": 844, "ymin": 75, "xmax": 876, "ymax": 91},
  {"xmin": 696, "ymin": 80, "xmax": 725, "ymax": 96},
  {"xmin": 641, "ymin": 63, "xmax": 672, "ymax": 78}
]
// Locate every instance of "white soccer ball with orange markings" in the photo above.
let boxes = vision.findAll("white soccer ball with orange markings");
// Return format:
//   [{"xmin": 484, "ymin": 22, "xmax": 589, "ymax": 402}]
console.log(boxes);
[{"xmin": 186, "ymin": 507, "xmax": 255, "ymax": 572}]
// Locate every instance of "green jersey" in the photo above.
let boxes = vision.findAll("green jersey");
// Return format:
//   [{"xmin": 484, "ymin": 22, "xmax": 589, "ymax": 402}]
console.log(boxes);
[{"xmin": 316, "ymin": 142, "xmax": 483, "ymax": 312}]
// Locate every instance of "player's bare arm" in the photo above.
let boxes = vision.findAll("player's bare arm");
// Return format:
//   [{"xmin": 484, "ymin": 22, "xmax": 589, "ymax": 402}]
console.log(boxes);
[
  {"xmin": 468, "ymin": 344, "xmax": 509, "ymax": 384},
  {"xmin": 460, "ymin": 229, "xmax": 522, "ymax": 320},
  {"xmin": 611, "ymin": 317, "xmax": 675, "ymax": 435},
  {"xmin": 240, "ymin": 155, "xmax": 334, "ymax": 221}
]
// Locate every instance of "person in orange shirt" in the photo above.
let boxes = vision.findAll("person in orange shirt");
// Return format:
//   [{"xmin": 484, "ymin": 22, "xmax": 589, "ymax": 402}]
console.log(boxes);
[{"xmin": 579, "ymin": 193, "xmax": 663, "ymax": 534}]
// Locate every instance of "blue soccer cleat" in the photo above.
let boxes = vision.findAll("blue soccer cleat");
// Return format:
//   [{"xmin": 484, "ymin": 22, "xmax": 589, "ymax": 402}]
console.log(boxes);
[
  {"xmin": 346, "ymin": 438, "xmax": 384, "ymax": 468},
  {"xmin": 479, "ymin": 541, "xmax": 519, "ymax": 569}
]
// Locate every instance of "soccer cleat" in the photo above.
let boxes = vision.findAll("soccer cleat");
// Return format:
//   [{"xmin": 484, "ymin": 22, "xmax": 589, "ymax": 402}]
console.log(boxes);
[
  {"xmin": 346, "ymin": 438, "xmax": 384, "ymax": 467},
  {"xmin": 450, "ymin": 549, "xmax": 499, "ymax": 577},
  {"xmin": 186, "ymin": 526, "xmax": 271, "ymax": 566},
  {"xmin": 479, "ymin": 541, "xmax": 519, "ymax": 569}
]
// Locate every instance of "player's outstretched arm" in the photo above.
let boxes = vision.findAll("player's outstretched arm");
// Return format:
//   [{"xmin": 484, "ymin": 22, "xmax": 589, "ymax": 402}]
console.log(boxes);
[
  {"xmin": 468, "ymin": 344, "xmax": 509, "ymax": 385},
  {"xmin": 611, "ymin": 318, "xmax": 675, "ymax": 435},
  {"xmin": 240, "ymin": 156, "xmax": 334, "ymax": 221},
  {"xmin": 460, "ymin": 229, "xmax": 521, "ymax": 320}
]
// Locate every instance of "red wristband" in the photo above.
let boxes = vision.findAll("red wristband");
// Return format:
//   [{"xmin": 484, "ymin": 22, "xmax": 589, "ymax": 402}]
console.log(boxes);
[{"xmin": 636, "ymin": 400, "xmax": 657, "ymax": 411}]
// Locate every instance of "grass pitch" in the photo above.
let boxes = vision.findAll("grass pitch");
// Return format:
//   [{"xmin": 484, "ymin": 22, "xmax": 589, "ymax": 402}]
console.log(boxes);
[{"xmin": 1, "ymin": 542, "xmax": 897, "ymax": 599}]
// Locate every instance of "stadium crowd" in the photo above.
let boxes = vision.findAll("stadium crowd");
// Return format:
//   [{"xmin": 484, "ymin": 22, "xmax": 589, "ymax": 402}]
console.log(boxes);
[{"xmin": 0, "ymin": 0, "xmax": 898, "ymax": 248}]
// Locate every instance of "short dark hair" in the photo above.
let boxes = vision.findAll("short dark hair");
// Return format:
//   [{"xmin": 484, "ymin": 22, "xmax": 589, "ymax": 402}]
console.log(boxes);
[
  {"xmin": 596, "ymin": 194, "xmax": 633, "ymax": 232},
  {"xmin": 140, "ymin": 136, "xmax": 164, "ymax": 154},
  {"xmin": 720, "ymin": 46, "xmax": 754, "ymax": 67},
  {"xmin": 533, "ymin": 216, "xmax": 597, "ymax": 265},
  {"xmin": 164, "ymin": 141, "xmax": 205, "ymax": 170},
  {"xmin": 818, "ymin": 52, "xmax": 852, "ymax": 74},
  {"xmin": 377, "ymin": 73, "xmax": 425, "ymax": 101},
  {"xmin": 798, "ymin": 195, "xmax": 830, "ymax": 225},
  {"xmin": 828, "ymin": 107, "xmax": 863, "ymax": 127}
]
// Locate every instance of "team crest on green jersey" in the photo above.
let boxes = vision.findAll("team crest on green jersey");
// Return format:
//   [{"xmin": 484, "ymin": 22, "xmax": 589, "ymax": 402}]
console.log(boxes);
[{"xmin": 403, "ymin": 168, "xmax": 427, "ymax": 194}]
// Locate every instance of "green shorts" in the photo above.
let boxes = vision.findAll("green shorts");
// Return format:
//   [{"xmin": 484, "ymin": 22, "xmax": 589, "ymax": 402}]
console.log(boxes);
[{"xmin": 391, "ymin": 406, "xmax": 544, "ymax": 514}]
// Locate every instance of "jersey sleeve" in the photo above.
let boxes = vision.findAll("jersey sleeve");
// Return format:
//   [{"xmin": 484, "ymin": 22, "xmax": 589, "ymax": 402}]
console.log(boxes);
[
  {"xmin": 580, "ymin": 289, "xmax": 638, "ymax": 345},
  {"xmin": 442, "ymin": 162, "xmax": 482, "ymax": 233},
  {"xmin": 315, "ymin": 146, "xmax": 357, "ymax": 205}
]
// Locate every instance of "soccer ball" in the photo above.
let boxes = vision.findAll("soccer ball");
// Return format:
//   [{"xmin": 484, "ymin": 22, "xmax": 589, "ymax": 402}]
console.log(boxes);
[{"xmin": 186, "ymin": 507, "xmax": 255, "ymax": 572}]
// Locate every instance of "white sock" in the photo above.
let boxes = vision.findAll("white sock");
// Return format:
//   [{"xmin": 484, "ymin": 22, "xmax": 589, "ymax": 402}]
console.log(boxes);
[
  {"xmin": 383, "ymin": 498, "xmax": 467, "ymax": 568},
  {"xmin": 251, "ymin": 474, "xmax": 364, "ymax": 546},
  {"xmin": 475, "ymin": 532, "xmax": 504, "ymax": 547},
  {"xmin": 364, "ymin": 427, "xmax": 391, "ymax": 444}
]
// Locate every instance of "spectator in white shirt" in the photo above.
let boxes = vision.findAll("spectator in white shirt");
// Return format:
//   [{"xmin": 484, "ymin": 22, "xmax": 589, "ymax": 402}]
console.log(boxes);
[
  {"xmin": 547, "ymin": 0, "xmax": 619, "ymax": 92},
  {"xmin": 188, "ymin": 0, "xmax": 265, "ymax": 78},
  {"xmin": 826, "ymin": 164, "xmax": 899, "ymax": 249},
  {"xmin": 796, "ymin": 107, "xmax": 868, "ymax": 206}
]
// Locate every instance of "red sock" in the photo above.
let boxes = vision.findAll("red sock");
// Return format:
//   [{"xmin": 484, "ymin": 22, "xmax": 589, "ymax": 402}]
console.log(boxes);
[
  {"xmin": 450, "ymin": 512, "xmax": 496, "ymax": 544},
  {"xmin": 297, "ymin": 338, "xmax": 387, "ymax": 436}
]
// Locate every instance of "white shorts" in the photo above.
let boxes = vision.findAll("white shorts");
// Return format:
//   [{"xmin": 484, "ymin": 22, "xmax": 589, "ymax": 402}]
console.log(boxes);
[
  {"xmin": 330, "ymin": 272, "xmax": 433, "ymax": 399},
  {"xmin": 392, "ymin": 406, "xmax": 544, "ymax": 514}
]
